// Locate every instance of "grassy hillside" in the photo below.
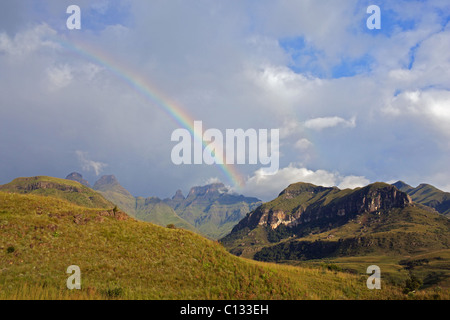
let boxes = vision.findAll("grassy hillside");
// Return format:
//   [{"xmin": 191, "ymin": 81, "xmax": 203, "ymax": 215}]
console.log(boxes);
[
  {"xmin": 0, "ymin": 176, "xmax": 113, "ymax": 209},
  {"xmin": 1, "ymin": 191, "xmax": 439, "ymax": 300}
]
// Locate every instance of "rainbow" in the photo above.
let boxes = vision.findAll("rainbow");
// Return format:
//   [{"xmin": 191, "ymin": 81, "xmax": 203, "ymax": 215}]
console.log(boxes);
[{"xmin": 54, "ymin": 36, "xmax": 244, "ymax": 188}]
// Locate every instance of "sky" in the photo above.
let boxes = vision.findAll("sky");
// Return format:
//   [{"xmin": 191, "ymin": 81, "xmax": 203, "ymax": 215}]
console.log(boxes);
[{"xmin": 0, "ymin": 0, "xmax": 449, "ymax": 201}]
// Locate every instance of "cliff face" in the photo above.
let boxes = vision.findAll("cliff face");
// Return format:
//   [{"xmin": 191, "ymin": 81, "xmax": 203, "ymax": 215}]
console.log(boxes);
[{"xmin": 232, "ymin": 183, "xmax": 412, "ymax": 232}]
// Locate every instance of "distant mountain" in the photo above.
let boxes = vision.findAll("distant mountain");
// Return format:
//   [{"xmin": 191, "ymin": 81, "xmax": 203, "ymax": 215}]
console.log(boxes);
[
  {"xmin": 66, "ymin": 172, "xmax": 91, "ymax": 187},
  {"xmin": 90, "ymin": 176, "xmax": 261, "ymax": 239},
  {"xmin": 221, "ymin": 182, "xmax": 450, "ymax": 262},
  {"xmin": 0, "ymin": 176, "xmax": 113, "ymax": 209},
  {"xmin": 392, "ymin": 181, "xmax": 450, "ymax": 216},
  {"xmin": 163, "ymin": 183, "xmax": 262, "ymax": 239}
]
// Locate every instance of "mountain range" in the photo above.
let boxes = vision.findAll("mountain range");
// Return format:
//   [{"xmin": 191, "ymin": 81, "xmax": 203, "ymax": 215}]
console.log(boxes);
[{"xmin": 68, "ymin": 172, "xmax": 261, "ymax": 240}]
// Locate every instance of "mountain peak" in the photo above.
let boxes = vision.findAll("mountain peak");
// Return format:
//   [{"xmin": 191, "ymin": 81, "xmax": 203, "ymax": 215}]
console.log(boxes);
[
  {"xmin": 392, "ymin": 180, "xmax": 412, "ymax": 190},
  {"xmin": 172, "ymin": 189, "xmax": 185, "ymax": 200},
  {"xmin": 65, "ymin": 172, "xmax": 91, "ymax": 187},
  {"xmin": 188, "ymin": 183, "xmax": 227, "ymax": 197},
  {"xmin": 92, "ymin": 175, "xmax": 132, "ymax": 198},
  {"xmin": 93, "ymin": 175, "xmax": 119, "ymax": 189}
]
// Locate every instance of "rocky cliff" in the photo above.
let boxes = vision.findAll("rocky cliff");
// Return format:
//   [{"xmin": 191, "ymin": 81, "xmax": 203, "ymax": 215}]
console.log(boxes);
[{"xmin": 232, "ymin": 182, "xmax": 412, "ymax": 233}]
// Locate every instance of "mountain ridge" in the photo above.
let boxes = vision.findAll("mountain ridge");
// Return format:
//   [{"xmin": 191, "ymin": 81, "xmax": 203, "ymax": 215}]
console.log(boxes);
[
  {"xmin": 392, "ymin": 180, "xmax": 450, "ymax": 216},
  {"xmin": 65, "ymin": 172, "xmax": 261, "ymax": 239}
]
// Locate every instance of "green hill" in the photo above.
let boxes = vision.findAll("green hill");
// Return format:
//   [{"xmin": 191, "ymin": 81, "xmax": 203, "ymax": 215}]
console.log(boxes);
[
  {"xmin": 0, "ymin": 176, "xmax": 113, "ymax": 209},
  {"xmin": 392, "ymin": 181, "xmax": 450, "ymax": 216},
  {"xmin": 0, "ymin": 191, "xmax": 425, "ymax": 300}
]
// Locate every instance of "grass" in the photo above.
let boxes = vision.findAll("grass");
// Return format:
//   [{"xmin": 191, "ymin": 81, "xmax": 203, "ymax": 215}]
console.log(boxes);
[{"xmin": 1, "ymin": 191, "xmax": 440, "ymax": 300}]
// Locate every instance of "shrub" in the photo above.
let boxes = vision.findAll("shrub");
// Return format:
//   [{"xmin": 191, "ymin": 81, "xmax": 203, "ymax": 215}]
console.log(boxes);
[
  {"xmin": 403, "ymin": 274, "xmax": 422, "ymax": 294},
  {"xmin": 6, "ymin": 246, "xmax": 15, "ymax": 254},
  {"xmin": 104, "ymin": 287, "xmax": 124, "ymax": 299}
]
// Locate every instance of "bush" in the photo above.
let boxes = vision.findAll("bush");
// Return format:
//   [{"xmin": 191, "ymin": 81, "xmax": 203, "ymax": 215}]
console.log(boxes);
[
  {"xmin": 403, "ymin": 274, "xmax": 422, "ymax": 294},
  {"xmin": 166, "ymin": 224, "xmax": 176, "ymax": 229},
  {"xmin": 6, "ymin": 246, "xmax": 15, "ymax": 254},
  {"xmin": 322, "ymin": 263, "xmax": 342, "ymax": 272},
  {"xmin": 104, "ymin": 287, "xmax": 124, "ymax": 299}
]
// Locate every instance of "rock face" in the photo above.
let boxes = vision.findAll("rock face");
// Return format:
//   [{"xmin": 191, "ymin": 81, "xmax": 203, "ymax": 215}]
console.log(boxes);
[
  {"xmin": 65, "ymin": 172, "xmax": 91, "ymax": 187},
  {"xmin": 231, "ymin": 182, "xmax": 412, "ymax": 233}
]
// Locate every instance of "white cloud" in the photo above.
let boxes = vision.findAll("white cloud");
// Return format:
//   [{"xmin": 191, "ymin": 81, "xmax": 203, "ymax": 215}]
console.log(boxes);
[
  {"xmin": 76, "ymin": 151, "xmax": 107, "ymax": 176},
  {"xmin": 338, "ymin": 175, "xmax": 370, "ymax": 190},
  {"xmin": 384, "ymin": 89, "xmax": 450, "ymax": 137},
  {"xmin": 46, "ymin": 64, "xmax": 73, "ymax": 90},
  {"xmin": 304, "ymin": 116, "xmax": 356, "ymax": 131},
  {"xmin": 0, "ymin": 24, "xmax": 57, "ymax": 56},
  {"xmin": 204, "ymin": 177, "xmax": 222, "ymax": 185},
  {"xmin": 294, "ymin": 138, "xmax": 313, "ymax": 150},
  {"xmin": 242, "ymin": 163, "xmax": 369, "ymax": 201}
]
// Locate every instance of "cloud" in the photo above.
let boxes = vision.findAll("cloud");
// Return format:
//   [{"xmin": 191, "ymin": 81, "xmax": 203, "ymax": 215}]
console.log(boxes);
[
  {"xmin": 384, "ymin": 89, "xmax": 450, "ymax": 138},
  {"xmin": 294, "ymin": 138, "xmax": 313, "ymax": 150},
  {"xmin": 304, "ymin": 116, "xmax": 356, "ymax": 131},
  {"xmin": 46, "ymin": 64, "xmax": 73, "ymax": 90},
  {"xmin": 242, "ymin": 163, "xmax": 369, "ymax": 201},
  {"xmin": 338, "ymin": 175, "xmax": 370, "ymax": 190},
  {"xmin": 1, "ymin": 1, "xmax": 450, "ymax": 200},
  {"xmin": 76, "ymin": 151, "xmax": 107, "ymax": 176},
  {"xmin": 0, "ymin": 24, "xmax": 57, "ymax": 56}
]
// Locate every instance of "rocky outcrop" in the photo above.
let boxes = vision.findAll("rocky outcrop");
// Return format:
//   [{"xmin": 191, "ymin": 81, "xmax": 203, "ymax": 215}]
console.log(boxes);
[{"xmin": 232, "ymin": 183, "xmax": 412, "ymax": 232}]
